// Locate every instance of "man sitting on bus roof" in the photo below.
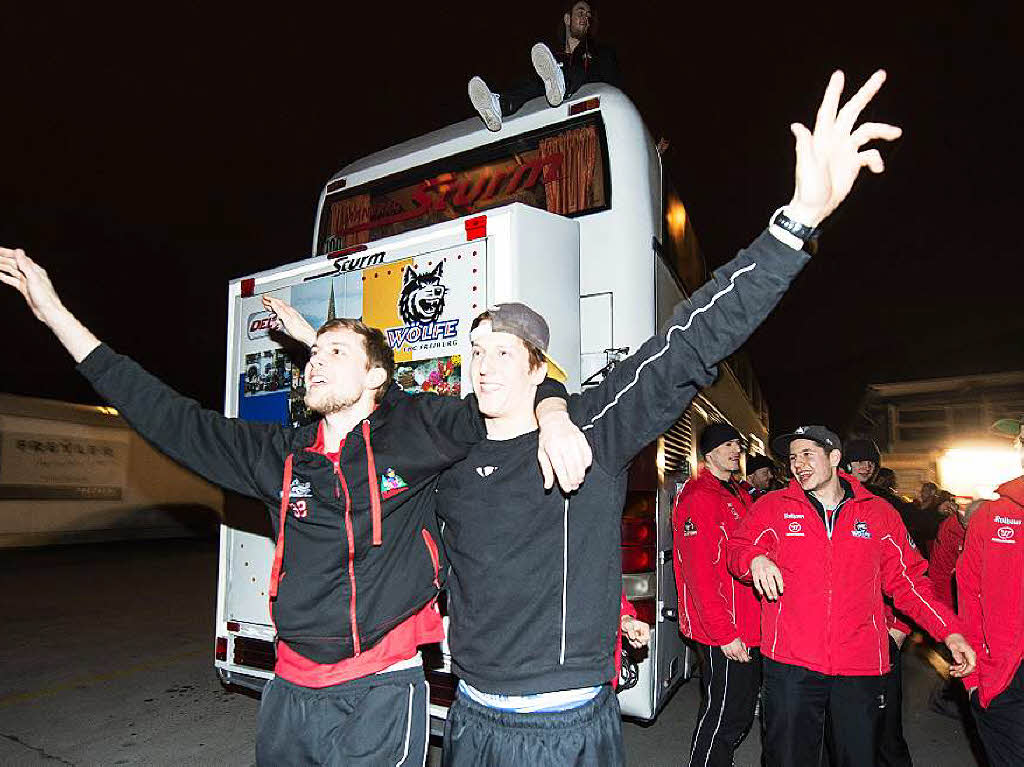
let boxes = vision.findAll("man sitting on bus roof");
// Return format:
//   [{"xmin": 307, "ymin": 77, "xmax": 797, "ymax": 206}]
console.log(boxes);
[
  {"xmin": 468, "ymin": 1, "xmax": 620, "ymax": 131},
  {"xmin": 0, "ymin": 257, "xmax": 589, "ymax": 767},
  {"xmin": 436, "ymin": 68, "xmax": 908, "ymax": 767}
]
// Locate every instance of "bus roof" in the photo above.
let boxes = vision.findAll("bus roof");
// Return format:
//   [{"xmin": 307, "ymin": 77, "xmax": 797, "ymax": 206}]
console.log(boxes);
[{"xmin": 324, "ymin": 83, "xmax": 644, "ymax": 192}]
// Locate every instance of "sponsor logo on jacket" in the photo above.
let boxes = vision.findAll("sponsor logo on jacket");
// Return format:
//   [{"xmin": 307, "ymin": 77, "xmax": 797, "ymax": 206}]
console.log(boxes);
[
  {"xmin": 994, "ymin": 516, "xmax": 1021, "ymax": 525},
  {"xmin": 380, "ymin": 468, "xmax": 410, "ymax": 499},
  {"xmin": 851, "ymin": 520, "xmax": 871, "ymax": 539},
  {"xmin": 786, "ymin": 521, "xmax": 804, "ymax": 537},
  {"xmin": 993, "ymin": 525, "xmax": 1017, "ymax": 544},
  {"xmin": 281, "ymin": 478, "xmax": 312, "ymax": 499},
  {"xmin": 683, "ymin": 517, "xmax": 698, "ymax": 537}
]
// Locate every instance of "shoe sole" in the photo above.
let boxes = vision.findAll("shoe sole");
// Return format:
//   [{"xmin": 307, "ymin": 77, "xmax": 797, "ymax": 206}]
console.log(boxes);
[
  {"xmin": 468, "ymin": 77, "xmax": 501, "ymax": 132},
  {"xmin": 531, "ymin": 44, "xmax": 565, "ymax": 107}
]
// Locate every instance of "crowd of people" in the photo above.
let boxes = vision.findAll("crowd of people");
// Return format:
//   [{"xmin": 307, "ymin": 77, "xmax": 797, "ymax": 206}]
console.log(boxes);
[{"xmin": 674, "ymin": 424, "xmax": 1024, "ymax": 766}]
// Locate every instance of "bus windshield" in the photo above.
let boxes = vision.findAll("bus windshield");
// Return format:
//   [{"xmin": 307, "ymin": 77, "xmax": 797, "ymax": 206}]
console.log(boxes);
[{"xmin": 317, "ymin": 113, "xmax": 610, "ymax": 254}]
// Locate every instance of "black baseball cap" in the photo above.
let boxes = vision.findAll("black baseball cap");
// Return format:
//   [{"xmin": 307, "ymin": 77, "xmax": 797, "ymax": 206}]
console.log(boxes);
[
  {"xmin": 746, "ymin": 454, "xmax": 773, "ymax": 474},
  {"xmin": 772, "ymin": 425, "xmax": 842, "ymax": 458},
  {"xmin": 844, "ymin": 438, "xmax": 881, "ymax": 464}
]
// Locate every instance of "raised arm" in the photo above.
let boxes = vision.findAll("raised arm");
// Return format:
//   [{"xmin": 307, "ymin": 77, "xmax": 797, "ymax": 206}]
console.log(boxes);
[
  {"xmin": 574, "ymin": 70, "xmax": 901, "ymax": 472},
  {"xmin": 1, "ymin": 248, "xmax": 287, "ymax": 501}
]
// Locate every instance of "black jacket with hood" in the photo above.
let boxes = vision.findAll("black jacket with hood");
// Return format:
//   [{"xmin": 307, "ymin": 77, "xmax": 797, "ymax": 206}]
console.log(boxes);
[
  {"xmin": 78, "ymin": 346, "xmax": 563, "ymax": 665},
  {"xmin": 437, "ymin": 230, "xmax": 811, "ymax": 694}
]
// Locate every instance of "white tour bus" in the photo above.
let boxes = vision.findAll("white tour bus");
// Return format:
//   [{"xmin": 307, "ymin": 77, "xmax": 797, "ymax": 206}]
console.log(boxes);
[{"xmin": 214, "ymin": 83, "xmax": 771, "ymax": 726}]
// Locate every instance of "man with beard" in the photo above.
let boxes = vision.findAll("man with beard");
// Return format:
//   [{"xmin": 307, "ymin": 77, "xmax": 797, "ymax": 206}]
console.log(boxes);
[
  {"xmin": 468, "ymin": 1, "xmax": 621, "ymax": 131},
  {"xmin": 673, "ymin": 423, "xmax": 761, "ymax": 766},
  {"xmin": 0, "ymin": 250, "xmax": 588, "ymax": 767},
  {"xmin": 728, "ymin": 425, "xmax": 976, "ymax": 767},
  {"xmin": 957, "ymin": 416, "xmax": 1024, "ymax": 766},
  {"xmin": 744, "ymin": 453, "xmax": 776, "ymax": 500}
]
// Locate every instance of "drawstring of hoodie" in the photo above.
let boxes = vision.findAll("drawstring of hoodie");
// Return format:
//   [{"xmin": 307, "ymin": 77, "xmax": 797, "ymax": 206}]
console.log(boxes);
[
  {"xmin": 363, "ymin": 419, "xmax": 383, "ymax": 546},
  {"xmin": 269, "ymin": 454, "xmax": 294, "ymax": 602}
]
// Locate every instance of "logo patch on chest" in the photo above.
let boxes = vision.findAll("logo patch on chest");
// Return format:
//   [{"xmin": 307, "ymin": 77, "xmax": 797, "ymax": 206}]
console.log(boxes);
[
  {"xmin": 682, "ymin": 517, "xmax": 697, "ymax": 537},
  {"xmin": 475, "ymin": 465, "xmax": 498, "ymax": 478},
  {"xmin": 380, "ymin": 468, "xmax": 409, "ymax": 500},
  {"xmin": 851, "ymin": 520, "xmax": 871, "ymax": 539},
  {"xmin": 786, "ymin": 520, "xmax": 804, "ymax": 537},
  {"xmin": 993, "ymin": 525, "xmax": 1017, "ymax": 544},
  {"xmin": 280, "ymin": 478, "xmax": 312, "ymax": 499}
]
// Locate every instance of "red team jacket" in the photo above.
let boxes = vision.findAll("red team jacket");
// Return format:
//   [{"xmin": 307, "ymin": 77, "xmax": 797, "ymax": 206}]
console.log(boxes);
[
  {"xmin": 673, "ymin": 469, "xmax": 761, "ymax": 647},
  {"xmin": 958, "ymin": 476, "xmax": 1024, "ymax": 708},
  {"xmin": 727, "ymin": 474, "xmax": 961, "ymax": 676},
  {"xmin": 929, "ymin": 514, "xmax": 966, "ymax": 610}
]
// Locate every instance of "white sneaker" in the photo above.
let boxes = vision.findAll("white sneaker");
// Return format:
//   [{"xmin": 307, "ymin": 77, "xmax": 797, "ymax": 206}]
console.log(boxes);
[
  {"xmin": 531, "ymin": 43, "xmax": 565, "ymax": 107},
  {"xmin": 468, "ymin": 76, "xmax": 502, "ymax": 132}
]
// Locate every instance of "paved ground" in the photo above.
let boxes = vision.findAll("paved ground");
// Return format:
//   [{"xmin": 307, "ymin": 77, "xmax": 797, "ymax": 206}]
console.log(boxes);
[{"xmin": 0, "ymin": 539, "xmax": 986, "ymax": 766}]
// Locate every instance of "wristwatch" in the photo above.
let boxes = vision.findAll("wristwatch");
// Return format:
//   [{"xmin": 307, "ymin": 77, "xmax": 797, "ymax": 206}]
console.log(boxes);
[{"xmin": 769, "ymin": 207, "xmax": 819, "ymax": 253}]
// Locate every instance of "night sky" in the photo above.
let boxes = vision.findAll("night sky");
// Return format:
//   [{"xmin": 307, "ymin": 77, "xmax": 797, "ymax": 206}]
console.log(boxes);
[{"xmin": 3, "ymin": 2, "xmax": 1020, "ymax": 439}]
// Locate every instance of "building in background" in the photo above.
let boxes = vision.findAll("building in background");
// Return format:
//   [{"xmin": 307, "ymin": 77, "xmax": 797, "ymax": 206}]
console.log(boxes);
[
  {"xmin": 0, "ymin": 393, "xmax": 223, "ymax": 547},
  {"xmin": 851, "ymin": 372, "xmax": 1024, "ymax": 499}
]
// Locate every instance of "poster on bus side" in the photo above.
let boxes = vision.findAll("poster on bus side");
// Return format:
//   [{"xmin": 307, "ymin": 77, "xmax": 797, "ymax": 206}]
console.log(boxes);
[{"xmin": 236, "ymin": 241, "xmax": 486, "ymax": 426}]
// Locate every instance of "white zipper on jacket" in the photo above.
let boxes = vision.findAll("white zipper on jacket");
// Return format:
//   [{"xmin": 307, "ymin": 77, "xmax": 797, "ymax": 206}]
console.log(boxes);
[{"xmin": 559, "ymin": 496, "xmax": 569, "ymax": 665}]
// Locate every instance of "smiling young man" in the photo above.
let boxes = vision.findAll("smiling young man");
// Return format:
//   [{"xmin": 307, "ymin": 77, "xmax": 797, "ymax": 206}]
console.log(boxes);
[
  {"xmin": 672, "ymin": 423, "xmax": 762, "ymax": 767},
  {"xmin": 0, "ymin": 252, "xmax": 586, "ymax": 767},
  {"xmin": 438, "ymin": 67, "xmax": 908, "ymax": 766},
  {"xmin": 727, "ymin": 426, "xmax": 976, "ymax": 767}
]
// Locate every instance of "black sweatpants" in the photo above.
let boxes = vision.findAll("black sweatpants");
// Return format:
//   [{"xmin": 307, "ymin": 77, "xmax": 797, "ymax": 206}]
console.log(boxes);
[
  {"xmin": 688, "ymin": 643, "xmax": 762, "ymax": 767},
  {"xmin": 256, "ymin": 667, "xmax": 429, "ymax": 767},
  {"xmin": 972, "ymin": 660, "xmax": 1024, "ymax": 767},
  {"xmin": 877, "ymin": 637, "xmax": 913, "ymax": 767},
  {"xmin": 762, "ymin": 657, "xmax": 884, "ymax": 767},
  {"xmin": 498, "ymin": 68, "xmax": 589, "ymax": 116},
  {"xmin": 442, "ymin": 683, "xmax": 624, "ymax": 767}
]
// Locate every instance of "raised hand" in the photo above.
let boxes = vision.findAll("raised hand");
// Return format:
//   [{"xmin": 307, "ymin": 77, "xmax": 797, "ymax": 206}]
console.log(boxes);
[
  {"xmin": 0, "ymin": 247, "xmax": 100, "ymax": 362},
  {"xmin": 787, "ymin": 70, "xmax": 903, "ymax": 228},
  {"xmin": 0, "ymin": 248, "xmax": 65, "ymax": 323},
  {"xmin": 262, "ymin": 296, "xmax": 317, "ymax": 346}
]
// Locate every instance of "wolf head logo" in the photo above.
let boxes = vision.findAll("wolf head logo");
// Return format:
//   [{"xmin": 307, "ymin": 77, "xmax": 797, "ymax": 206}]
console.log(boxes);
[{"xmin": 399, "ymin": 262, "xmax": 447, "ymax": 324}]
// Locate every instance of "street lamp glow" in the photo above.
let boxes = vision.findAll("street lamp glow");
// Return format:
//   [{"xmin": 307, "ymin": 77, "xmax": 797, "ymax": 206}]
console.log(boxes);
[{"xmin": 937, "ymin": 445, "xmax": 1020, "ymax": 500}]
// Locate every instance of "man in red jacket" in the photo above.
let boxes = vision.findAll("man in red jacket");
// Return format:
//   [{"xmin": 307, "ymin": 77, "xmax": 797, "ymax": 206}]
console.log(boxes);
[
  {"xmin": 727, "ymin": 425, "xmax": 975, "ymax": 767},
  {"xmin": 674, "ymin": 423, "xmax": 762, "ymax": 766},
  {"xmin": 957, "ymin": 416, "xmax": 1024, "ymax": 766}
]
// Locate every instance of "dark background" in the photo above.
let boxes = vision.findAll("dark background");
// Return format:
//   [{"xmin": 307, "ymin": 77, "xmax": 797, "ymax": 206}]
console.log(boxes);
[{"xmin": 2, "ymin": 1, "xmax": 1020, "ymax": 437}]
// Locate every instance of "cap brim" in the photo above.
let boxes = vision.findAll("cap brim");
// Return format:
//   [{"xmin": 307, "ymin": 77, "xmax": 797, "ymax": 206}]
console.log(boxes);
[
  {"xmin": 544, "ymin": 353, "xmax": 569, "ymax": 384},
  {"xmin": 992, "ymin": 418, "xmax": 1023, "ymax": 438}
]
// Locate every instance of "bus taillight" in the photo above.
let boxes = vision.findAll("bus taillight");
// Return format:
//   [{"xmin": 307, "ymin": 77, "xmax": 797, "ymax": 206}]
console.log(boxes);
[
  {"xmin": 622, "ymin": 516, "xmax": 655, "ymax": 545},
  {"xmin": 215, "ymin": 636, "xmax": 228, "ymax": 662},
  {"xmin": 622, "ymin": 545, "xmax": 655, "ymax": 574}
]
